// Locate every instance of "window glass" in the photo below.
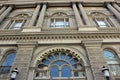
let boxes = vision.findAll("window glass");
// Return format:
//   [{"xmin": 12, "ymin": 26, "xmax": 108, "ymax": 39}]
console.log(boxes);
[
  {"xmin": 96, "ymin": 19, "xmax": 107, "ymax": 27},
  {"xmin": 1, "ymin": 52, "xmax": 16, "ymax": 74},
  {"xmin": 50, "ymin": 66, "xmax": 59, "ymax": 77},
  {"xmin": 54, "ymin": 60, "xmax": 67, "ymax": 66},
  {"xmin": 55, "ymin": 19, "xmax": 64, "ymax": 28},
  {"xmin": 13, "ymin": 21, "xmax": 23, "ymax": 29},
  {"xmin": 50, "ymin": 19, "xmax": 54, "ymax": 28},
  {"xmin": 2, "ymin": 53, "xmax": 16, "ymax": 66},
  {"xmin": 92, "ymin": 13, "xmax": 114, "ymax": 28},
  {"xmin": 66, "ymin": 19, "xmax": 70, "ymax": 28},
  {"xmin": 104, "ymin": 50, "xmax": 120, "ymax": 76},
  {"xmin": 37, "ymin": 51, "xmax": 85, "ymax": 78},
  {"xmin": 61, "ymin": 66, "xmax": 71, "ymax": 77},
  {"xmin": 50, "ymin": 13, "xmax": 70, "ymax": 28}
]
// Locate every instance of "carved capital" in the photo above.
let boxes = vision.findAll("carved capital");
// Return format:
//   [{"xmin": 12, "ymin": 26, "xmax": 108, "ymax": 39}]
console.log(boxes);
[
  {"xmin": 82, "ymin": 40, "xmax": 103, "ymax": 47},
  {"xmin": 17, "ymin": 41, "xmax": 38, "ymax": 48}
]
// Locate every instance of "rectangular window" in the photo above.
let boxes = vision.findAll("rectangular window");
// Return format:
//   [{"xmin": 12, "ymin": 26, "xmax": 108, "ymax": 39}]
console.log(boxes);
[
  {"xmin": 8, "ymin": 20, "xmax": 25, "ymax": 30},
  {"xmin": 12, "ymin": 20, "xmax": 24, "ymax": 29},
  {"xmin": 96, "ymin": 20, "xmax": 107, "ymax": 28},
  {"xmin": 55, "ymin": 19, "xmax": 64, "ymax": 28},
  {"xmin": 94, "ymin": 18, "xmax": 113, "ymax": 28},
  {"xmin": 50, "ymin": 18, "xmax": 70, "ymax": 28}
]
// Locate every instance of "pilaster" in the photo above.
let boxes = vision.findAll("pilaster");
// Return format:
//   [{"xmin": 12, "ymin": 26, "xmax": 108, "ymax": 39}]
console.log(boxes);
[
  {"xmin": 0, "ymin": 6, "xmax": 7, "ymax": 15},
  {"xmin": 28, "ymin": 4, "xmax": 41, "ymax": 26},
  {"xmin": 112, "ymin": 3, "xmax": 120, "ymax": 13},
  {"xmin": 78, "ymin": 3, "xmax": 91, "ymax": 25},
  {"xmin": 0, "ymin": 6, "xmax": 13, "ymax": 24},
  {"xmin": 72, "ymin": 2, "xmax": 83, "ymax": 28},
  {"xmin": 106, "ymin": 3, "xmax": 120, "ymax": 21},
  {"xmin": 82, "ymin": 40, "xmax": 106, "ymax": 80},
  {"xmin": 36, "ymin": 3, "xmax": 47, "ymax": 31},
  {"xmin": 13, "ymin": 41, "xmax": 38, "ymax": 80}
]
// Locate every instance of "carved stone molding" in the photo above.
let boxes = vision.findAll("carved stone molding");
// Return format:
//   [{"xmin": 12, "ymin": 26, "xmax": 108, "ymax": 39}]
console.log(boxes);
[
  {"xmin": 81, "ymin": 40, "xmax": 103, "ymax": 49},
  {"xmin": 0, "ymin": 32, "xmax": 120, "ymax": 41}
]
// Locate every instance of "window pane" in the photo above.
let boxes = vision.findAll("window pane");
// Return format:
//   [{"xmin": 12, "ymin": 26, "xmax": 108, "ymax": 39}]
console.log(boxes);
[
  {"xmin": 66, "ymin": 19, "xmax": 70, "ymax": 28},
  {"xmin": 55, "ymin": 19, "xmax": 64, "ymax": 28},
  {"xmin": 1, "ymin": 52, "xmax": 16, "ymax": 74},
  {"xmin": 50, "ymin": 66, "xmax": 59, "ymax": 77},
  {"xmin": 104, "ymin": 50, "xmax": 120, "ymax": 76},
  {"xmin": 96, "ymin": 20, "xmax": 107, "ymax": 27},
  {"xmin": 50, "ymin": 19, "xmax": 54, "ymax": 28},
  {"xmin": 2, "ymin": 53, "xmax": 16, "ymax": 66},
  {"xmin": 54, "ymin": 60, "xmax": 67, "ymax": 66},
  {"xmin": 13, "ymin": 21, "xmax": 23, "ymax": 29},
  {"xmin": 60, "ymin": 52, "xmax": 66, "ymax": 59},
  {"xmin": 54, "ymin": 53, "xmax": 59, "ymax": 59},
  {"xmin": 70, "ymin": 58, "xmax": 78, "ymax": 65},
  {"xmin": 62, "ymin": 66, "xmax": 71, "ymax": 77},
  {"xmin": 109, "ymin": 65, "xmax": 120, "ymax": 76},
  {"xmin": 65, "ymin": 55, "xmax": 72, "ymax": 61},
  {"xmin": 74, "ymin": 71, "xmax": 79, "ymax": 77},
  {"xmin": 104, "ymin": 51, "xmax": 115, "ymax": 59},
  {"xmin": 48, "ymin": 55, "xmax": 54, "ymax": 61},
  {"xmin": 42, "ymin": 59, "xmax": 50, "ymax": 65}
]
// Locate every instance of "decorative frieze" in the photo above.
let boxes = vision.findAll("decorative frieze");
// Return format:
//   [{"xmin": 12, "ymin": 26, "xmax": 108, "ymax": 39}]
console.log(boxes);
[{"xmin": 0, "ymin": 32, "xmax": 119, "ymax": 41}]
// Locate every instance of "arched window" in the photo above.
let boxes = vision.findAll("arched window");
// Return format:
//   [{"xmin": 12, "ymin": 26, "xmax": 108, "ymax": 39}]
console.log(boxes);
[
  {"xmin": 91, "ymin": 12, "xmax": 114, "ymax": 28},
  {"xmin": 50, "ymin": 12, "xmax": 70, "ymax": 28},
  {"xmin": 0, "ymin": 51, "xmax": 16, "ymax": 74},
  {"xmin": 104, "ymin": 50, "xmax": 120, "ymax": 76},
  {"xmin": 35, "ymin": 50, "xmax": 85, "ymax": 79},
  {"xmin": 6, "ymin": 14, "xmax": 28, "ymax": 30}
]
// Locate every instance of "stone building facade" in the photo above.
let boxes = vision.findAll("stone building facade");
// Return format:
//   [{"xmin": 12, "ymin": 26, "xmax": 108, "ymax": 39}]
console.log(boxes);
[{"xmin": 0, "ymin": 0, "xmax": 120, "ymax": 80}]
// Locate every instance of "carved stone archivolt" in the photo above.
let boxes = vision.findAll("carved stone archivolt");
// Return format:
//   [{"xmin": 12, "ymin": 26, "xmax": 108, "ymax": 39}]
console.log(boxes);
[{"xmin": 37, "ymin": 48, "xmax": 81, "ymax": 61}]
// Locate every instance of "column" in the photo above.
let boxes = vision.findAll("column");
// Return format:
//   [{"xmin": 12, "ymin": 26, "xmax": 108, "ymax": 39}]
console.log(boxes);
[
  {"xmin": 112, "ymin": 3, "xmax": 120, "ymax": 13},
  {"xmin": 72, "ymin": 3, "xmax": 83, "ymax": 27},
  {"xmin": 13, "ymin": 41, "xmax": 37, "ymax": 80},
  {"xmin": 27, "ymin": 67, "xmax": 35, "ymax": 80},
  {"xmin": 85, "ymin": 66, "xmax": 94, "ymax": 80},
  {"xmin": 0, "ymin": 6, "xmax": 13, "ymax": 24},
  {"xmin": 78, "ymin": 3, "xmax": 91, "ymax": 25},
  {"xmin": 0, "ymin": 6, "xmax": 7, "ymax": 15},
  {"xmin": 82, "ymin": 40, "xmax": 106, "ymax": 80},
  {"xmin": 107, "ymin": 3, "xmax": 120, "ymax": 21},
  {"xmin": 36, "ymin": 3, "xmax": 47, "ymax": 27},
  {"xmin": 28, "ymin": 4, "xmax": 41, "ymax": 26}
]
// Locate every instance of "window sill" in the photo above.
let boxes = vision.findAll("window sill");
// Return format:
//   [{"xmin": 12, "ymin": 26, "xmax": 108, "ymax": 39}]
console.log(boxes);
[{"xmin": 34, "ymin": 77, "xmax": 86, "ymax": 80}]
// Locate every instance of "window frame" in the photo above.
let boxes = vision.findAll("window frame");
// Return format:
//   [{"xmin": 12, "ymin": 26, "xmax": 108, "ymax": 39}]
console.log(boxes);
[
  {"xmin": 103, "ymin": 49, "xmax": 120, "ymax": 76},
  {"xmin": 5, "ymin": 14, "xmax": 28, "ymax": 30},
  {"xmin": 9, "ymin": 19, "xmax": 26, "ymax": 30},
  {"xmin": 91, "ymin": 12, "xmax": 115, "ymax": 28},
  {"xmin": 0, "ymin": 51, "xmax": 16, "ymax": 75},
  {"xmin": 35, "ymin": 51, "xmax": 85, "ymax": 79},
  {"xmin": 49, "ymin": 13, "xmax": 70, "ymax": 28}
]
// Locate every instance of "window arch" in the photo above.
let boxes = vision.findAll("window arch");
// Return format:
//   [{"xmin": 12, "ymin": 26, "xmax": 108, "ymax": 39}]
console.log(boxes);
[
  {"xmin": 35, "ymin": 50, "xmax": 85, "ymax": 79},
  {"xmin": 6, "ymin": 14, "xmax": 28, "ymax": 30},
  {"xmin": 50, "ymin": 12, "xmax": 70, "ymax": 28},
  {"xmin": 91, "ymin": 12, "xmax": 114, "ymax": 28},
  {"xmin": 0, "ymin": 51, "xmax": 16, "ymax": 74},
  {"xmin": 104, "ymin": 49, "xmax": 120, "ymax": 76}
]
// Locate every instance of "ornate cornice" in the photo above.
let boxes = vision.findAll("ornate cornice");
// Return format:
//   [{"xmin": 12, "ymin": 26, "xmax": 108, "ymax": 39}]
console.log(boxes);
[{"xmin": 0, "ymin": 29, "xmax": 120, "ymax": 42}]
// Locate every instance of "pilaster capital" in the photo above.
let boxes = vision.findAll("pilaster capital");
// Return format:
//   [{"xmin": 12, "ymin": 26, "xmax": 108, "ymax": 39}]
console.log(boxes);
[
  {"xmin": 82, "ymin": 40, "xmax": 103, "ymax": 47},
  {"xmin": 104, "ymin": 1, "xmax": 113, "ymax": 6},
  {"xmin": 17, "ymin": 41, "xmax": 38, "ymax": 48}
]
